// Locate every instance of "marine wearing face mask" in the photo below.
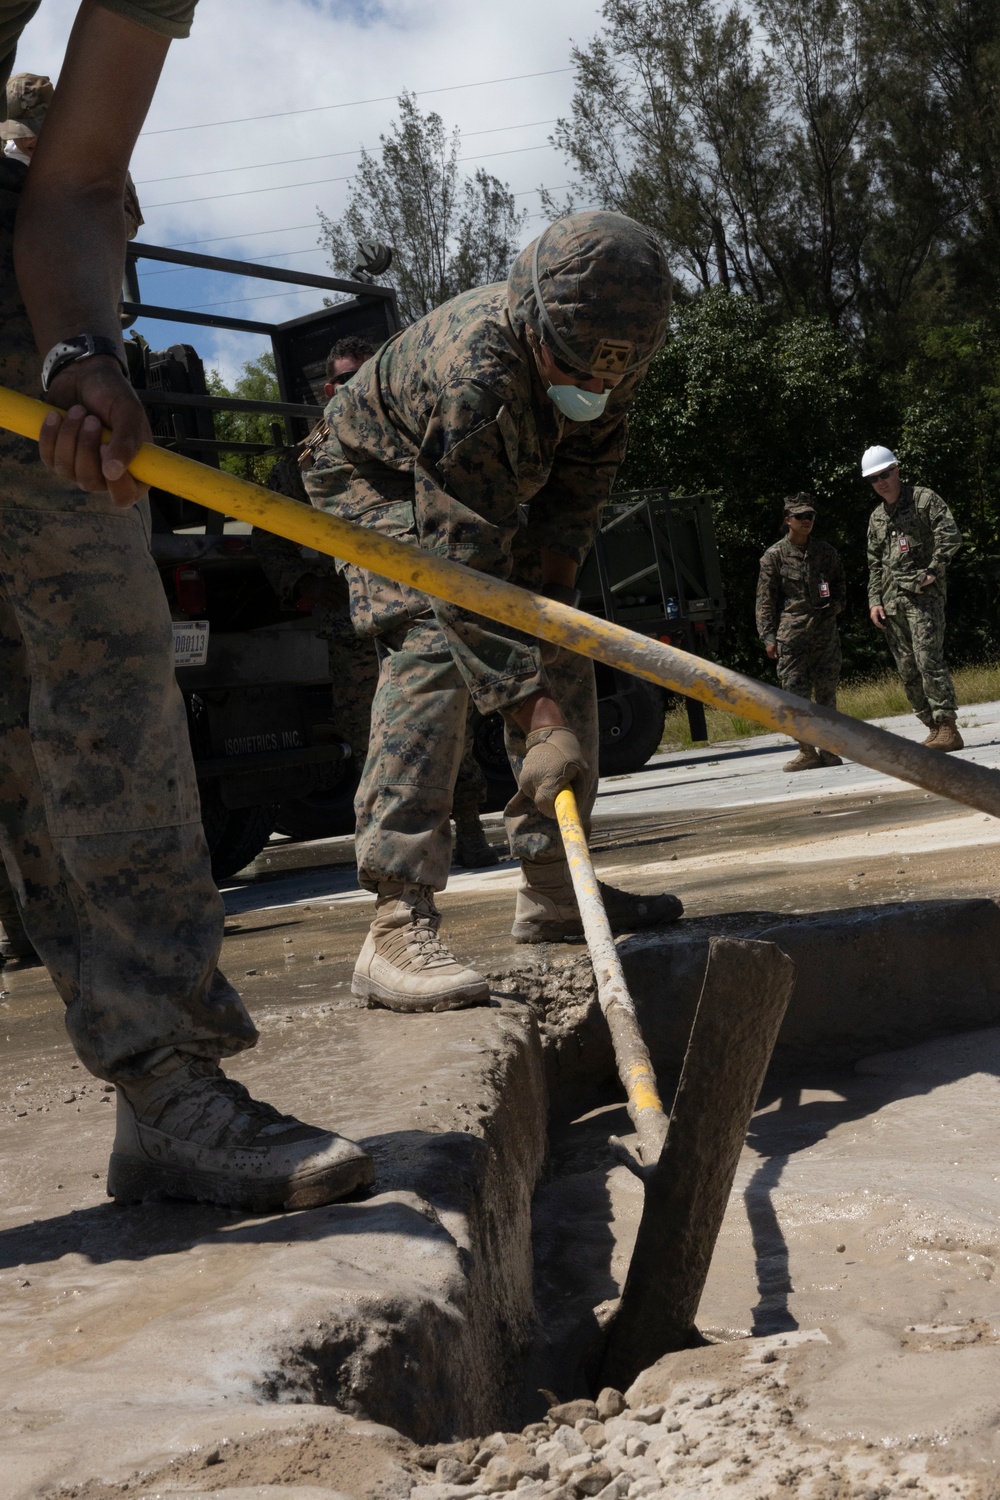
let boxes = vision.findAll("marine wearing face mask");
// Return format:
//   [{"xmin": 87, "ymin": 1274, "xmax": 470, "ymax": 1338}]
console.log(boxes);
[{"xmin": 313, "ymin": 209, "xmax": 683, "ymax": 1014}]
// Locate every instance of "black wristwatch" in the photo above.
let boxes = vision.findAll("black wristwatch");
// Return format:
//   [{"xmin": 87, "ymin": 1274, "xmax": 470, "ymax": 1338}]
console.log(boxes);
[{"xmin": 41, "ymin": 335, "xmax": 128, "ymax": 393}]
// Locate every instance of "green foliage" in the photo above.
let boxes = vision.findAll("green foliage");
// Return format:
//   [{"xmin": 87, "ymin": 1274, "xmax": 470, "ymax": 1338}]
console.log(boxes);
[
  {"xmin": 555, "ymin": 0, "xmax": 1000, "ymax": 336},
  {"xmin": 560, "ymin": 2, "xmax": 1000, "ymax": 680},
  {"xmin": 318, "ymin": 92, "xmax": 528, "ymax": 324},
  {"xmin": 617, "ymin": 292, "xmax": 891, "ymax": 676},
  {"xmin": 206, "ymin": 352, "xmax": 281, "ymax": 485}
]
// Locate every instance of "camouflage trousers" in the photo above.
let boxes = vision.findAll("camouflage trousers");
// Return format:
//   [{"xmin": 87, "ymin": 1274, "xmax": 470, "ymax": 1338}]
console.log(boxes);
[
  {"xmin": 327, "ymin": 616, "xmax": 487, "ymax": 819},
  {"xmin": 0, "ymin": 188, "xmax": 257, "ymax": 1081},
  {"xmin": 354, "ymin": 616, "xmax": 598, "ymax": 892},
  {"xmin": 776, "ymin": 622, "xmax": 842, "ymax": 711},
  {"xmin": 882, "ymin": 591, "xmax": 957, "ymax": 724}
]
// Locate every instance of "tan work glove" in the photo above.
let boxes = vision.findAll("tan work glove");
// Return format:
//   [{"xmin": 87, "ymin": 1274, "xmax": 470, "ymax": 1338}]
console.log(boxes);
[{"xmin": 519, "ymin": 726, "xmax": 588, "ymax": 819}]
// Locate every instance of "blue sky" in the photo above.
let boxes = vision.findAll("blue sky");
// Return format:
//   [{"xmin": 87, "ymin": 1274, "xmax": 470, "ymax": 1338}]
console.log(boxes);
[{"xmin": 19, "ymin": 0, "xmax": 604, "ymax": 382}]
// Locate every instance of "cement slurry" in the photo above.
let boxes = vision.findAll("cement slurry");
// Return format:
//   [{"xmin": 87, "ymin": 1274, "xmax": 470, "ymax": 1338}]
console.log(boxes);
[{"xmin": 3, "ymin": 701, "xmax": 1000, "ymax": 1493}]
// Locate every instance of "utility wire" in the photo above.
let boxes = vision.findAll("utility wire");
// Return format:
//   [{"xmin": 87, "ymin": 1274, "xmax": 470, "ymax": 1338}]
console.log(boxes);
[
  {"xmin": 143, "ymin": 142, "xmax": 557, "ymax": 212},
  {"xmin": 136, "ymin": 185, "xmax": 574, "ymax": 311},
  {"xmin": 141, "ymin": 68, "xmax": 572, "ymax": 137},
  {"xmin": 135, "ymin": 118, "xmax": 559, "ymax": 188}
]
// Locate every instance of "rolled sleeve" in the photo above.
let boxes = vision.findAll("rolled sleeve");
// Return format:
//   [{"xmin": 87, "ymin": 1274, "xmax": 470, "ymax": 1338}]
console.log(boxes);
[{"xmin": 95, "ymin": 0, "xmax": 197, "ymax": 37}]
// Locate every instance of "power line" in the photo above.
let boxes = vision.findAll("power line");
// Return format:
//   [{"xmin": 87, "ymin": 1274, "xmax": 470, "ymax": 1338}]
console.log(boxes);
[
  {"xmin": 134, "ymin": 184, "xmax": 574, "ymax": 312},
  {"xmin": 143, "ymin": 142, "xmax": 558, "ymax": 213},
  {"xmin": 135, "ymin": 119, "xmax": 559, "ymax": 188},
  {"xmin": 141, "ymin": 68, "xmax": 572, "ymax": 137},
  {"xmin": 165, "ymin": 222, "xmax": 322, "ymax": 250}
]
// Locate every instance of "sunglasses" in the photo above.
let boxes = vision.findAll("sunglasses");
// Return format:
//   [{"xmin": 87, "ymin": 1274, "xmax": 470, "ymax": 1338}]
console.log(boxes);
[{"xmin": 788, "ymin": 511, "xmax": 816, "ymax": 521}]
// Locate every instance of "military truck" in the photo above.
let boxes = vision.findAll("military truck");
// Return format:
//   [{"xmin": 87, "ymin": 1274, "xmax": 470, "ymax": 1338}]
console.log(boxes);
[
  {"xmin": 123, "ymin": 242, "xmax": 725, "ymax": 862},
  {"xmin": 471, "ymin": 488, "xmax": 726, "ymax": 808},
  {"xmin": 123, "ymin": 241, "xmax": 400, "ymax": 878}
]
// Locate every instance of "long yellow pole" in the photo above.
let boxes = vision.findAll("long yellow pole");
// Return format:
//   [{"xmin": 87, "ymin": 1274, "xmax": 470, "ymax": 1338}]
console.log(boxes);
[
  {"xmin": 3, "ymin": 385, "xmax": 1000, "ymax": 818},
  {"xmin": 554, "ymin": 786, "xmax": 666, "ymax": 1165}
]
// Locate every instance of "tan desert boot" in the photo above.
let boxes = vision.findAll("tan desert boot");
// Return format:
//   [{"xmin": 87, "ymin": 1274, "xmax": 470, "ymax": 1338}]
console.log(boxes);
[
  {"xmin": 512, "ymin": 859, "xmax": 683, "ymax": 943},
  {"xmin": 930, "ymin": 720, "xmax": 964, "ymax": 752},
  {"xmin": 783, "ymin": 745, "xmax": 823, "ymax": 772},
  {"xmin": 110, "ymin": 1056, "xmax": 374, "ymax": 1212},
  {"xmin": 817, "ymin": 749, "xmax": 843, "ymax": 767},
  {"xmin": 352, "ymin": 882, "xmax": 490, "ymax": 1011}
]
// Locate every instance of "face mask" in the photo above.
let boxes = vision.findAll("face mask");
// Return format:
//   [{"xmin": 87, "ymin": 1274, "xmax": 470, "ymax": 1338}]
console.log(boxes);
[{"xmin": 546, "ymin": 383, "xmax": 610, "ymax": 422}]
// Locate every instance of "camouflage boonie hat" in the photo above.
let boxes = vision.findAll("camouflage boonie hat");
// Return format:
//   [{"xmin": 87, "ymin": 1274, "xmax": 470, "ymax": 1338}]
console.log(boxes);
[
  {"xmin": 507, "ymin": 210, "xmax": 672, "ymax": 377},
  {"xmin": 784, "ymin": 493, "xmax": 819, "ymax": 517},
  {"xmin": 1, "ymin": 72, "xmax": 53, "ymax": 140}
]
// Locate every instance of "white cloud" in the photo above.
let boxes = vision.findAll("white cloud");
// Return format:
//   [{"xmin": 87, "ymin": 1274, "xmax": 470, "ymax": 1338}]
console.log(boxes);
[{"xmin": 16, "ymin": 0, "xmax": 602, "ymax": 374}]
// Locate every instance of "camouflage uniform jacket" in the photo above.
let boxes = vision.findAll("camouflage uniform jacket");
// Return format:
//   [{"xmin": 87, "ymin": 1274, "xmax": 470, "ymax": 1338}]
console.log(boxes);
[
  {"xmin": 756, "ymin": 535, "xmax": 846, "ymax": 647},
  {"xmin": 867, "ymin": 484, "xmax": 962, "ymax": 611},
  {"xmin": 324, "ymin": 283, "xmax": 637, "ymax": 713}
]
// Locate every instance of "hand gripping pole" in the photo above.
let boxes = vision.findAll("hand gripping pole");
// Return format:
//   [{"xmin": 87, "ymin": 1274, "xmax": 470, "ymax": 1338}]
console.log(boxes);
[{"xmin": 3, "ymin": 387, "xmax": 1000, "ymax": 820}]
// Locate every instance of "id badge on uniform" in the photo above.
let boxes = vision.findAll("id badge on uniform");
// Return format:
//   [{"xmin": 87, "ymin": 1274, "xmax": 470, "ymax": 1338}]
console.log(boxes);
[
  {"xmin": 818, "ymin": 578, "xmax": 830, "ymax": 600},
  {"xmin": 898, "ymin": 534, "xmax": 910, "ymax": 554}
]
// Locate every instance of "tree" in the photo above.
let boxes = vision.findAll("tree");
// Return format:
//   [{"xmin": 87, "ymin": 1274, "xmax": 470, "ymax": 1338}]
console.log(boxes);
[
  {"xmin": 616, "ymin": 291, "xmax": 896, "ymax": 677},
  {"xmin": 551, "ymin": 0, "xmax": 966, "ymax": 336},
  {"xmin": 207, "ymin": 352, "xmax": 281, "ymax": 485},
  {"xmin": 318, "ymin": 92, "xmax": 528, "ymax": 324}
]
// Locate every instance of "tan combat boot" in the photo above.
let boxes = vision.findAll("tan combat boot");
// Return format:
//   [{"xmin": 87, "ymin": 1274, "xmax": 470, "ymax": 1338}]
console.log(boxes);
[
  {"xmin": 512, "ymin": 859, "xmax": 683, "ymax": 943},
  {"xmin": 930, "ymin": 720, "xmax": 964, "ymax": 752},
  {"xmin": 109, "ymin": 1056, "xmax": 374, "ymax": 1213},
  {"xmin": 782, "ymin": 744, "xmax": 823, "ymax": 772},
  {"xmin": 920, "ymin": 722, "xmax": 939, "ymax": 746},
  {"xmin": 352, "ymin": 882, "xmax": 490, "ymax": 1011},
  {"xmin": 817, "ymin": 750, "xmax": 843, "ymax": 767}
]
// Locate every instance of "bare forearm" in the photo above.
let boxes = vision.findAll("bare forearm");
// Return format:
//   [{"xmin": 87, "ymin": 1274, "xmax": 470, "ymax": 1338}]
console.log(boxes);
[
  {"xmin": 14, "ymin": 0, "xmax": 168, "ymax": 359},
  {"xmin": 15, "ymin": 185, "xmax": 127, "ymax": 356},
  {"xmin": 512, "ymin": 692, "xmax": 567, "ymax": 733},
  {"xmin": 540, "ymin": 547, "xmax": 579, "ymax": 590}
]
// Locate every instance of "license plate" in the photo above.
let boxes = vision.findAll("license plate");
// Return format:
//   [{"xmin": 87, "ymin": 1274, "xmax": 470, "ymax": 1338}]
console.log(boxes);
[{"xmin": 172, "ymin": 620, "xmax": 210, "ymax": 666}]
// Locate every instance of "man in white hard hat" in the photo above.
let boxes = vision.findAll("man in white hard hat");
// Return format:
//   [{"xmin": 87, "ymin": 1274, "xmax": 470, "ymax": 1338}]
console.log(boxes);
[{"xmin": 862, "ymin": 446, "xmax": 964, "ymax": 751}]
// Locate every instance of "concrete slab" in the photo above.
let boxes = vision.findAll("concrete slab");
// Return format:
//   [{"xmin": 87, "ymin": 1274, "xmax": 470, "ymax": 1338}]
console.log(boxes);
[
  {"xmin": 4, "ymin": 702, "xmax": 1000, "ymax": 1496},
  {"xmin": 0, "ymin": 998, "xmax": 546, "ymax": 1498},
  {"xmin": 505, "ymin": 897, "xmax": 1000, "ymax": 1112}
]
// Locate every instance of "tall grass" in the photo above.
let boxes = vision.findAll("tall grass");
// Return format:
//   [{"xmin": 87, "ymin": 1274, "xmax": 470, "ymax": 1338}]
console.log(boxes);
[{"xmin": 660, "ymin": 661, "xmax": 1000, "ymax": 750}]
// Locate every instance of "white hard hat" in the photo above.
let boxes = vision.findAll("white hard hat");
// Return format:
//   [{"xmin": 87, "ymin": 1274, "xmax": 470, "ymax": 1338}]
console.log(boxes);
[{"xmin": 861, "ymin": 444, "xmax": 898, "ymax": 478}]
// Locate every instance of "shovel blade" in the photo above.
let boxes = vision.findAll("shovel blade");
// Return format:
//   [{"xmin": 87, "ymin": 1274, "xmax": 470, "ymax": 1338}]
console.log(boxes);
[{"xmin": 599, "ymin": 935, "xmax": 795, "ymax": 1391}]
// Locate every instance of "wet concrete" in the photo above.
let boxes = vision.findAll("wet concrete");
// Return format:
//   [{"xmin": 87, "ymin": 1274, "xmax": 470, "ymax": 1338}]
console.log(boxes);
[
  {"xmin": 0, "ymin": 989, "xmax": 546, "ymax": 1497},
  {"xmin": 4, "ymin": 708, "xmax": 1000, "ymax": 1495}
]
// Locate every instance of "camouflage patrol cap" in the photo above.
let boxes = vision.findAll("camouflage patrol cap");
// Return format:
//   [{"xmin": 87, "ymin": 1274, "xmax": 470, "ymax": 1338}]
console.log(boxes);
[
  {"xmin": 784, "ymin": 493, "xmax": 819, "ymax": 517},
  {"xmin": 507, "ymin": 210, "xmax": 671, "ymax": 377},
  {"xmin": 1, "ymin": 73, "xmax": 53, "ymax": 140}
]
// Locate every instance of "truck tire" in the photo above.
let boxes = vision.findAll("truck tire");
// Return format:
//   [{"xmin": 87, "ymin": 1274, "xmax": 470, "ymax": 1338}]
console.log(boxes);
[
  {"xmin": 201, "ymin": 789, "xmax": 275, "ymax": 882},
  {"xmin": 272, "ymin": 772, "xmax": 360, "ymax": 842},
  {"xmin": 596, "ymin": 677, "xmax": 667, "ymax": 776}
]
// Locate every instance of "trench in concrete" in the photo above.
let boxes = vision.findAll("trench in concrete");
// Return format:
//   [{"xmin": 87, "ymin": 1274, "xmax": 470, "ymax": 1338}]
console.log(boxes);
[
  {"xmin": 9, "ymin": 894, "xmax": 1000, "ymax": 1497},
  {"xmin": 500, "ymin": 895, "xmax": 1000, "ymax": 1412},
  {"xmin": 251, "ymin": 895, "xmax": 1000, "ymax": 1438}
]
